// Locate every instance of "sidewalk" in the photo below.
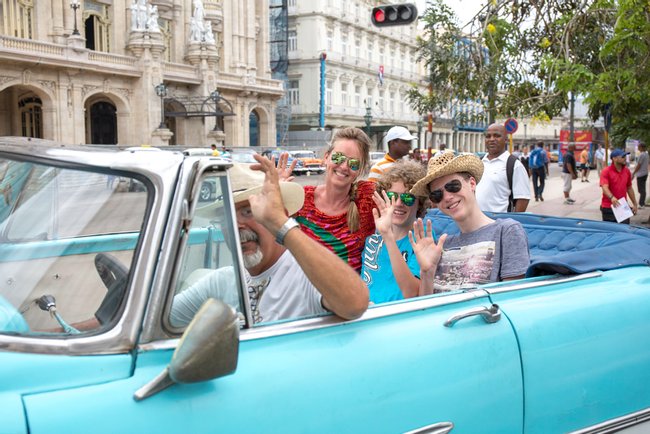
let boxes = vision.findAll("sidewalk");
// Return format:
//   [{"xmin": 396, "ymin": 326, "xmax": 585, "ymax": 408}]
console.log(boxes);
[{"xmin": 526, "ymin": 163, "xmax": 650, "ymax": 227}]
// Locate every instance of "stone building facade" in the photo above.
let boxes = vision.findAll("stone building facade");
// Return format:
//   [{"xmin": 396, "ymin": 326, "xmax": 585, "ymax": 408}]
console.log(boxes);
[{"xmin": 0, "ymin": 0, "xmax": 283, "ymax": 147}]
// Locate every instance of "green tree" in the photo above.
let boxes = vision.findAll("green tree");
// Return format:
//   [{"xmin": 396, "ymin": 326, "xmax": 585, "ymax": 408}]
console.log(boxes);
[{"xmin": 411, "ymin": 0, "xmax": 650, "ymax": 144}]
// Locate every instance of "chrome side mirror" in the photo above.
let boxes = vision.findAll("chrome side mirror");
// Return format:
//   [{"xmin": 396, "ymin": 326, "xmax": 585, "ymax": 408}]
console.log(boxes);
[{"xmin": 134, "ymin": 298, "xmax": 239, "ymax": 401}]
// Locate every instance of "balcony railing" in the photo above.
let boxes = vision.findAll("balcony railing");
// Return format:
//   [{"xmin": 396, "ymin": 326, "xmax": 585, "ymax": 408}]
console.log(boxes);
[{"xmin": 0, "ymin": 35, "xmax": 64, "ymax": 56}]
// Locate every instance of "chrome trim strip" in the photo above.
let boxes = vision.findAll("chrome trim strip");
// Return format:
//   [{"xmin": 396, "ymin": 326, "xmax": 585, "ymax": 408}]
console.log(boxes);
[
  {"xmin": 569, "ymin": 407, "xmax": 650, "ymax": 434},
  {"xmin": 137, "ymin": 290, "xmax": 488, "ymax": 351},
  {"xmin": 485, "ymin": 271, "xmax": 603, "ymax": 294}
]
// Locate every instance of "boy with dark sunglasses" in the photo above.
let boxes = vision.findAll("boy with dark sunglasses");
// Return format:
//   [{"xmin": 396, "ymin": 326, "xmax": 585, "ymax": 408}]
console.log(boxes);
[
  {"xmin": 361, "ymin": 160, "xmax": 427, "ymax": 303},
  {"xmin": 410, "ymin": 151, "xmax": 529, "ymax": 293}
]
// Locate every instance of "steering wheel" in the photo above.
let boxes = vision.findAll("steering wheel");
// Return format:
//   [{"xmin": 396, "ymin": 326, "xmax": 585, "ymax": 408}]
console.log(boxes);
[{"xmin": 93, "ymin": 253, "xmax": 129, "ymax": 325}]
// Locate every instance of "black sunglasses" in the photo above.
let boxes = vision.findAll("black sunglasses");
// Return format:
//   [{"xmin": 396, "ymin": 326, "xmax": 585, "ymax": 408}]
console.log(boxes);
[
  {"xmin": 385, "ymin": 191, "xmax": 416, "ymax": 206},
  {"xmin": 428, "ymin": 179, "xmax": 463, "ymax": 203}
]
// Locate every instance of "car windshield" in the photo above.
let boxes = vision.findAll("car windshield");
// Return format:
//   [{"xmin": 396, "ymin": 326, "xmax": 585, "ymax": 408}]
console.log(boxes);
[{"xmin": 0, "ymin": 156, "xmax": 147, "ymax": 335}]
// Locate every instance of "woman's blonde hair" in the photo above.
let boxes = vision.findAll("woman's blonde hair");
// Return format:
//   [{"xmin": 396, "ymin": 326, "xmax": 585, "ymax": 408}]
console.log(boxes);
[
  {"xmin": 376, "ymin": 159, "xmax": 428, "ymax": 218},
  {"xmin": 325, "ymin": 127, "xmax": 372, "ymax": 232}
]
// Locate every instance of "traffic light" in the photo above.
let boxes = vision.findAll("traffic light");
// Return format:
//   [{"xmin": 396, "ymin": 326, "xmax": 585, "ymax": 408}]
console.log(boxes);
[{"xmin": 371, "ymin": 3, "xmax": 418, "ymax": 27}]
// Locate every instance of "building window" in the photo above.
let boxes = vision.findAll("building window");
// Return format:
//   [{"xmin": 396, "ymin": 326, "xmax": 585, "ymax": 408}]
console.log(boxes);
[
  {"xmin": 249, "ymin": 110, "xmax": 260, "ymax": 147},
  {"xmin": 288, "ymin": 80, "xmax": 299, "ymax": 105},
  {"xmin": 288, "ymin": 0, "xmax": 296, "ymax": 6},
  {"xmin": 341, "ymin": 33, "xmax": 348, "ymax": 56},
  {"xmin": 83, "ymin": 1, "xmax": 111, "ymax": 52},
  {"xmin": 367, "ymin": 40, "xmax": 373, "ymax": 61},
  {"xmin": 354, "ymin": 85, "xmax": 361, "ymax": 107},
  {"xmin": 355, "ymin": 38, "xmax": 361, "ymax": 59},
  {"xmin": 327, "ymin": 30, "xmax": 333, "ymax": 52},
  {"xmin": 378, "ymin": 90, "xmax": 384, "ymax": 111},
  {"xmin": 0, "ymin": 0, "xmax": 34, "ymax": 39},
  {"xmin": 288, "ymin": 30, "xmax": 297, "ymax": 52},
  {"xmin": 379, "ymin": 47, "xmax": 384, "ymax": 66},
  {"xmin": 160, "ymin": 18, "xmax": 172, "ymax": 62},
  {"xmin": 341, "ymin": 83, "xmax": 348, "ymax": 106},
  {"xmin": 326, "ymin": 80, "xmax": 333, "ymax": 106},
  {"xmin": 389, "ymin": 91, "xmax": 395, "ymax": 114},
  {"xmin": 19, "ymin": 96, "xmax": 42, "ymax": 138}
]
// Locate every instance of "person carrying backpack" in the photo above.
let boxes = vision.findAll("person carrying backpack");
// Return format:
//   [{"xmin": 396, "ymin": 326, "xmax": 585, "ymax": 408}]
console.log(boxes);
[{"xmin": 529, "ymin": 141, "xmax": 549, "ymax": 201}]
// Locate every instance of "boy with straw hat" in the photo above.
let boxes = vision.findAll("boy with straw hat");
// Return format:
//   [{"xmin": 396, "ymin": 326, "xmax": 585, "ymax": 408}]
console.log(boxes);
[{"xmin": 409, "ymin": 151, "xmax": 530, "ymax": 294}]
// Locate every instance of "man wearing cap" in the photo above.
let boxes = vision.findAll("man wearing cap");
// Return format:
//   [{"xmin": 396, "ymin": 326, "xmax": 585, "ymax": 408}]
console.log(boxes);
[
  {"xmin": 600, "ymin": 148, "xmax": 638, "ymax": 224},
  {"xmin": 410, "ymin": 151, "xmax": 529, "ymax": 293},
  {"xmin": 368, "ymin": 126, "xmax": 417, "ymax": 182},
  {"xmin": 475, "ymin": 123, "xmax": 531, "ymax": 212},
  {"xmin": 170, "ymin": 154, "xmax": 369, "ymax": 326}
]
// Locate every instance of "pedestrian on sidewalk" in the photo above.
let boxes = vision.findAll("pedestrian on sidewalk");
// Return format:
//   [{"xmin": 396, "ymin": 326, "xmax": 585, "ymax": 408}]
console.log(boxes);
[
  {"xmin": 562, "ymin": 144, "xmax": 578, "ymax": 204},
  {"xmin": 580, "ymin": 147, "xmax": 591, "ymax": 182},
  {"xmin": 476, "ymin": 123, "xmax": 530, "ymax": 212},
  {"xmin": 368, "ymin": 126, "xmax": 417, "ymax": 182},
  {"xmin": 632, "ymin": 142, "xmax": 648, "ymax": 208},
  {"xmin": 595, "ymin": 144, "xmax": 605, "ymax": 176},
  {"xmin": 600, "ymin": 149, "xmax": 638, "ymax": 224},
  {"xmin": 529, "ymin": 141, "xmax": 549, "ymax": 202}
]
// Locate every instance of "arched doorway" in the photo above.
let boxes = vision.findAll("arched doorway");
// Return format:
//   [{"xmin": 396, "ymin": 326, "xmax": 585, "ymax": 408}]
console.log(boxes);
[
  {"xmin": 249, "ymin": 110, "xmax": 260, "ymax": 147},
  {"xmin": 18, "ymin": 96, "xmax": 43, "ymax": 138},
  {"xmin": 88, "ymin": 101, "xmax": 117, "ymax": 144}
]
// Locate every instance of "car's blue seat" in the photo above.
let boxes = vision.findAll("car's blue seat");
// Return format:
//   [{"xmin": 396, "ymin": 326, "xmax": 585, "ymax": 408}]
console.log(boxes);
[{"xmin": 424, "ymin": 209, "xmax": 650, "ymax": 277}]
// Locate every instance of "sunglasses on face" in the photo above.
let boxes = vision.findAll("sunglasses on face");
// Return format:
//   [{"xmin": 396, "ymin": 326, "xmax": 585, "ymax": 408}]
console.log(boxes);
[
  {"xmin": 330, "ymin": 152, "xmax": 361, "ymax": 171},
  {"xmin": 428, "ymin": 179, "xmax": 463, "ymax": 203},
  {"xmin": 385, "ymin": 191, "xmax": 416, "ymax": 207}
]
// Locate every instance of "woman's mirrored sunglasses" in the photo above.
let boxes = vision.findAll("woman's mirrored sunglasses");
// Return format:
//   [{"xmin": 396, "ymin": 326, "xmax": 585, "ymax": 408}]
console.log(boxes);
[
  {"xmin": 330, "ymin": 152, "xmax": 361, "ymax": 171},
  {"xmin": 428, "ymin": 179, "xmax": 463, "ymax": 203},
  {"xmin": 385, "ymin": 191, "xmax": 416, "ymax": 206}
]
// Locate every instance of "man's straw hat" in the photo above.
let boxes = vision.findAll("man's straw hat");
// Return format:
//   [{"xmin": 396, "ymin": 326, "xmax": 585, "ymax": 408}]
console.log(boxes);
[{"xmin": 197, "ymin": 163, "xmax": 304, "ymax": 217}]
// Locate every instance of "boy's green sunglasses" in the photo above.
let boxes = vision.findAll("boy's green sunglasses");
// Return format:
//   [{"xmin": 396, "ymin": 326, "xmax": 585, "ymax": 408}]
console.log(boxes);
[{"xmin": 385, "ymin": 191, "xmax": 416, "ymax": 206}]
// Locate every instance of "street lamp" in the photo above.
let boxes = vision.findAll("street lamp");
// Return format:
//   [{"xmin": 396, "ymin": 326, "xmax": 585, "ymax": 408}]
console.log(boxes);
[
  {"xmin": 210, "ymin": 90, "xmax": 222, "ymax": 132},
  {"xmin": 154, "ymin": 83, "xmax": 167, "ymax": 129},
  {"xmin": 363, "ymin": 100, "xmax": 372, "ymax": 136},
  {"xmin": 70, "ymin": 0, "xmax": 81, "ymax": 36}
]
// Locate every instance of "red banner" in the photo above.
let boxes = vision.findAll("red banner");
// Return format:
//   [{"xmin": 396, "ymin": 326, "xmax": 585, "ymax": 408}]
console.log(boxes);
[{"xmin": 559, "ymin": 130, "xmax": 592, "ymax": 152}]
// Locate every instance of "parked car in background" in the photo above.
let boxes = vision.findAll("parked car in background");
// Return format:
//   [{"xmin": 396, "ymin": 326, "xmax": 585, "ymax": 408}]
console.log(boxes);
[
  {"xmin": 229, "ymin": 148, "xmax": 258, "ymax": 165},
  {"xmin": 288, "ymin": 150, "xmax": 324, "ymax": 174},
  {"xmin": 369, "ymin": 151, "xmax": 385, "ymax": 166},
  {"xmin": 2, "ymin": 137, "xmax": 650, "ymax": 434},
  {"xmin": 261, "ymin": 149, "xmax": 304, "ymax": 175}
]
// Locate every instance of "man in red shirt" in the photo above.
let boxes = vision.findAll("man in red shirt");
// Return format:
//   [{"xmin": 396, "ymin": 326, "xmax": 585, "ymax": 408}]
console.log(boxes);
[{"xmin": 600, "ymin": 148, "xmax": 638, "ymax": 224}]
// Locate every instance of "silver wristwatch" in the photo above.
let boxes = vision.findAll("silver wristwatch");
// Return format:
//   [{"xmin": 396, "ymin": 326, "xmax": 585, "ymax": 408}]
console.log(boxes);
[{"xmin": 275, "ymin": 217, "xmax": 300, "ymax": 245}]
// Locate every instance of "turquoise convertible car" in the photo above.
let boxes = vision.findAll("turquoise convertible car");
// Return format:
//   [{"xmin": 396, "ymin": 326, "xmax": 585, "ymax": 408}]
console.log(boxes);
[{"xmin": 1, "ymin": 138, "xmax": 650, "ymax": 434}]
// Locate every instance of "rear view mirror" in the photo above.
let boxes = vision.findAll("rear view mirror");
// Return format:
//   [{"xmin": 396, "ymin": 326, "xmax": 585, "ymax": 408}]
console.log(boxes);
[{"xmin": 134, "ymin": 298, "xmax": 239, "ymax": 401}]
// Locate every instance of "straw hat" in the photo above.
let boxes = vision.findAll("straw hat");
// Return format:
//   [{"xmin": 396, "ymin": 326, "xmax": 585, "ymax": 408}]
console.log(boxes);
[
  {"xmin": 196, "ymin": 163, "xmax": 305, "ymax": 217},
  {"xmin": 410, "ymin": 151, "xmax": 484, "ymax": 197}
]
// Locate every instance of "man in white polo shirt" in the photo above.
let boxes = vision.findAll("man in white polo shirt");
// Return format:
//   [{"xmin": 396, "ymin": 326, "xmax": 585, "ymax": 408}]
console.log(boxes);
[{"xmin": 476, "ymin": 123, "xmax": 531, "ymax": 212}]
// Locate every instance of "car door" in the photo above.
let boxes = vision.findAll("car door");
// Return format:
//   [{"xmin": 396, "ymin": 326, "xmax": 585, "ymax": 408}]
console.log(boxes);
[
  {"xmin": 489, "ymin": 269, "xmax": 650, "ymax": 433},
  {"xmin": 23, "ymin": 290, "xmax": 524, "ymax": 434}
]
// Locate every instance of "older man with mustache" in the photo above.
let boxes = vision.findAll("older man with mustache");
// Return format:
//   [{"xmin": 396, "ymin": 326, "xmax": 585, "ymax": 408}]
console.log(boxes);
[{"xmin": 171, "ymin": 154, "xmax": 369, "ymax": 326}]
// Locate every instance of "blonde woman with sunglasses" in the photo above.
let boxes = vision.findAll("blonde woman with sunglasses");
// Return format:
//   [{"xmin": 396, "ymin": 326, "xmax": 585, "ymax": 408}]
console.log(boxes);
[
  {"xmin": 294, "ymin": 128, "xmax": 376, "ymax": 272},
  {"xmin": 409, "ymin": 151, "xmax": 530, "ymax": 294},
  {"xmin": 361, "ymin": 160, "xmax": 427, "ymax": 304}
]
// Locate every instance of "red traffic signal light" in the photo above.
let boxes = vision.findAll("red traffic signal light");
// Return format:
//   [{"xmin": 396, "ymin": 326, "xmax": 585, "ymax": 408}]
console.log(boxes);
[{"xmin": 371, "ymin": 3, "xmax": 418, "ymax": 27}]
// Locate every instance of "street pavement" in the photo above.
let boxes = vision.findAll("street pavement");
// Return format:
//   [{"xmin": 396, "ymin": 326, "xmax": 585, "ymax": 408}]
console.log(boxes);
[
  {"xmin": 526, "ymin": 162, "xmax": 650, "ymax": 227},
  {"xmin": 295, "ymin": 161, "xmax": 650, "ymax": 227}
]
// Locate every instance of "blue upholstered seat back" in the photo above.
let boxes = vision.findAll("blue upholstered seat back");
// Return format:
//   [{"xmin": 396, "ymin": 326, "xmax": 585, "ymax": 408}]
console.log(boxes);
[{"xmin": 424, "ymin": 209, "xmax": 650, "ymax": 276}]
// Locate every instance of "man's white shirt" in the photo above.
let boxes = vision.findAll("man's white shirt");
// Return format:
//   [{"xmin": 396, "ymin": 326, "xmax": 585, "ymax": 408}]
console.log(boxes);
[{"xmin": 476, "ymin": 151, "xmax": 531, "ymax": 213}]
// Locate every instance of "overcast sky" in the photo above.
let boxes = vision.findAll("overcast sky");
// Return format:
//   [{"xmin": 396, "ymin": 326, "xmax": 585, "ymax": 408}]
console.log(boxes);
[{"xmin": 415, "ymin": 0, "xmax": 486, "ymax": 28}]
